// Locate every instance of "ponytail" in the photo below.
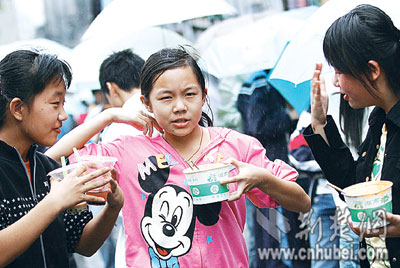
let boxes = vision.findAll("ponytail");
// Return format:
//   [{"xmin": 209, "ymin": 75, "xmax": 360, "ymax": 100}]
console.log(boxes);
[
  {"xmin": 339, "ymin": 94, "xmax": 365, "ymax": 149},
  {"xmin": 199, "ymin": 111, "xmax": 213, "ymax": 127},
  {"xmin": 0, "ymin": 77, "xmax": 6, "ymax": 128},
  {"xmin": 394, "ymin": 28, "xmax": 400, "ymax": 98},
  {"xmin": 199, "ymin": 96, "xmax": 214, "ymax": 127}
]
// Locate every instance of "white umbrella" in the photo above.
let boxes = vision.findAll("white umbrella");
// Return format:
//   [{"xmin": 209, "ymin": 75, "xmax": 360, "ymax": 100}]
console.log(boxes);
[
  {"xmin": 195, "ymin": 9, "xmax": 278, "ymax": 53},
  {"xmin": 268, "ymin": 0, "xmax": 400, "ymax": 115},
  {"xmin": 0, "ymin": 38, "xmax": 71, "ymax": 60},
  {"xmin": 196, "ymin": 6, "xmax": 318, "ymax": 78},
  {"xmin": 81, "ymin": 0, "xmax": 237, "ymax": 41},
  {"xmin": 68, "ymin": 26, "xmax": 193, "ymax": 93}
]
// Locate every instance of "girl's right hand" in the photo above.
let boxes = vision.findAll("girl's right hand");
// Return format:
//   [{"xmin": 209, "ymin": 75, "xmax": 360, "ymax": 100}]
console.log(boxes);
[
  {"xmin": 47, "ymin": 164, "xmax": 112, "ymax": 211},
  {"xmin": 107, "ymin": 107, "xmax": 163, "ymax": 136},
  {"xmin": 311, "ymin": 63, "xmax": 329, "ymax": 131},
  {"xmin": 350, "ymin": 212, "xmax": 400, "ymax": 238}
]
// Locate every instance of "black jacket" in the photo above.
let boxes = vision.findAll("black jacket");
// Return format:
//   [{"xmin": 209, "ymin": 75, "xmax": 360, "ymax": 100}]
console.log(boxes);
[
  {"xmin": 303, "ymin": 101, "xmax": 400, "ymax": 267},
  {"xmin": 237, "ymin": 70, "xmax": 297, "ymax": 162},
  {"xmin": 0, "ymin": 141, "xmax": 92, "ymax": 268}
]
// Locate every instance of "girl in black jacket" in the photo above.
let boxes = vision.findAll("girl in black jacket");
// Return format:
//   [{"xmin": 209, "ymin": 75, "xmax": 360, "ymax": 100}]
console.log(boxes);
[
  {"xmin": 0, "ymin": 49, "xmax": 124, "ymax": 268},
  {"xmin": 304, "ymin": 4, "xmax": 400, "ymax": 268}
]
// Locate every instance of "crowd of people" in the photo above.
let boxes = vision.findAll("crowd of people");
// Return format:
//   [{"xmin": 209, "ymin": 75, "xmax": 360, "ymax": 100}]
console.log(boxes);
[{"xmin": 1, "ymin": 3, "xmax": 400, "ymax": 268}]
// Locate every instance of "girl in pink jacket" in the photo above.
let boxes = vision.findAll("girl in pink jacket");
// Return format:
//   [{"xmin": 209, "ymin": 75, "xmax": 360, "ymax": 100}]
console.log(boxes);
[{"xmin": 47, "ymin": 47, "xmax": 310, "ymax": 268}]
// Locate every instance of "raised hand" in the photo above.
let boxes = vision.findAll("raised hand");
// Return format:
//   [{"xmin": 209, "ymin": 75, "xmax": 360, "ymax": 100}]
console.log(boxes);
[{"xmin": 311, "ymin": 63, "xmax": 329, "ymax": 131}]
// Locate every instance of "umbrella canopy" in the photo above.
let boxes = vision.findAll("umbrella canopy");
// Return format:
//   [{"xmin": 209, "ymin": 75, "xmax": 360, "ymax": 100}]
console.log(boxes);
[
  {"xmin": 0, "ymin": 38, "xmax": 71, "ymax": 60},
  {"xmin": 196, "ymin": 6, "xmax": 318, "ymax": 78},
  {"xmin": 68, "ymin": 26, "xmax": 193, "ymax": 93},
  {"xmin": 268, "ymin": 0, "xmax": 400, "ymax": 115},
  {"xmin": 195, "ymin": 9, "xmax": 278, "ymax": 54},
  {"xmin": 81, "ymin": 0, "xmax": 237, "ymax": 41}
]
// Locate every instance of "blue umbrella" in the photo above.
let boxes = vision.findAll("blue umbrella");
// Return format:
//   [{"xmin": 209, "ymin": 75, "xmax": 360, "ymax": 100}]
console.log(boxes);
[
  {"xmin": 268, "ymin": 0, "xmax": 400, "ymax": 115},
  {"xmin": 196, "ymin": 6, "xmax": 318, "ymax": 79}
]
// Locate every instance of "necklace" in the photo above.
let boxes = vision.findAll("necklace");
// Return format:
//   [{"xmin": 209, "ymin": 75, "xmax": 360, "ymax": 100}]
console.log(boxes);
[{"xmin": 186, "ymin": 127, "xmax": 203, "ymax": 161}]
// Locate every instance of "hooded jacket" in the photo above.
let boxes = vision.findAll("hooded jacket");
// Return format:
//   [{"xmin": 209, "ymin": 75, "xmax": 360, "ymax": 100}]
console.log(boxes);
[
  {"xmin": 0, "ymin": 141, "xmax": 92, "ymax": 268},
  {"xmin": 72, "ymin": 127, "xmax": 298, "ymax": 268}
]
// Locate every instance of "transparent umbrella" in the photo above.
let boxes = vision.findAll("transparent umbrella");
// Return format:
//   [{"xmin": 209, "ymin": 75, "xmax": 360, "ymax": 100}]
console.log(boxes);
[
  {"xmin": 0, "ymin": 38, "xmax": 71, "ymax": 60},
  {"xmin": 196, "ymin": 6, "xmax": 318, "ymax": 78},
  {"xmin": 82, "ymin": 0, "xmax": 237, "ymax": 41},
  {"xmin": 268, "ymin": 0, "xmax": 400, "ymax": 115},
  {"xmin": 68, "ymin": 26, "xmax": 193, "ymax": 93}
]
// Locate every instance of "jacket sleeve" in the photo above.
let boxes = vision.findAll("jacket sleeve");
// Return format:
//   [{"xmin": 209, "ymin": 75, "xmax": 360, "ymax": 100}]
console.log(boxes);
[
  {"xmin": 303, "ymin": 115, "xmax": 357, "ymax": 190},
  {"xmin": 241, "ymin": 135, "xmax": 298, "ymax": 208},
  {"xmin": 0, "ymin": 199, "xmax": 8, "ymax": 230},
  {"xmin": 64, "ymin": 209, "xmax": 93, "ymax": 253}
]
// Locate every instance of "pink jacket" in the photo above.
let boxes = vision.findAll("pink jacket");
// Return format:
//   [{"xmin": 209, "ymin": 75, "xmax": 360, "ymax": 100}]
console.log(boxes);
[{"xmin": 72, "ymin": 127, "xmax": 298, "ymax": 268}]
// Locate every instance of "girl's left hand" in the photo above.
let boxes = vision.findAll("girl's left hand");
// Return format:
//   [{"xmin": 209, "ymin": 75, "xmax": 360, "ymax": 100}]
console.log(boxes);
[
  {"xmin": 106, "ymin": 169, "xmax": 124, "ymax": 210},
  {"xmin": 108, "ymin": 108, "xmax": 163, "ymax": 136},
  {"xmin": 350, "ymin": 212, "xmax": 400, "ymax": 238},
  {"xmin": 219, "ymin": 158, "xmax": 267, "ymax": 202}
]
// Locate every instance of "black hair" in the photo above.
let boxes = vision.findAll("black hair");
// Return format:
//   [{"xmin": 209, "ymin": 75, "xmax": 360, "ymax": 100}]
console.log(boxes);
[
  {"xmin": 323, "ymin": 4, "xmax": 400, "ymax": 98},
  {"xmin": 99, "ymin": 49, "xmax": 145, "ymax": 96},
  {"xmin": 140, "ymin": 46, "xmax": 213, "ymax": 127},
  {"xmin": 338, "ymin": 94, "xmax": 366, "ymax": 148},
  {"xmin": 0, "ymin": 49, "xmax": 72, "ymax": 128}
]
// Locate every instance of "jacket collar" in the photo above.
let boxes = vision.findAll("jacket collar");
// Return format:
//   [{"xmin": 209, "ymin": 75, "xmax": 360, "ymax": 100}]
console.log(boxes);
[
  {"xmin": 0, "ymin": 140, "xmax": 38, "ymax": 162},
  {"xmin": 386, "ymin": 101, "xmax": 400, "ymax": 128},
  {"xmin": 368, "ymin": 101, "xmax": 400, "ymax": 128}
]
